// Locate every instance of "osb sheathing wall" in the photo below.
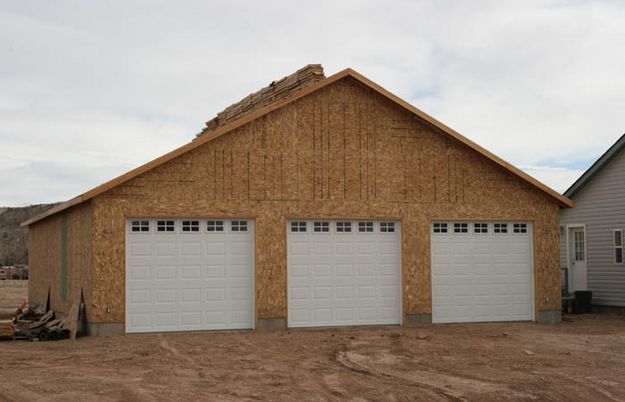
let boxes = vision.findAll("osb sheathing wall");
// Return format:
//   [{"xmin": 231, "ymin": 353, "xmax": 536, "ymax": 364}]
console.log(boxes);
[
  {"xmin": 89, "ymin": 77, "xmax": 561, "ymax": 325},
  {"xmin": 28, "ymin": 202, "xmax": 93, "ymax": 318}
]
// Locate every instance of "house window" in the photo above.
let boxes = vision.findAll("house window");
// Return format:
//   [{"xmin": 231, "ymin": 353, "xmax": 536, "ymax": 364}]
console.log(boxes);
[
  {"xmin": 614, "ymin": 230, "xmax": 623, "ymax": 264},
  {"xmin": 380, "ymin": 222, "xmax": 395, "ymax": 233},
  {"xmin": 313, "ymin": 221, "xmax": 329, "ymax": 233},
  {"xmin": 182, "ymin": 220, "xmax": 199, "ymax": 232},
  {"xmin": 207, "ymin": 220, "xmax": 224, "ymax": 232},
  {"xmin": 494, "ymin": 223, "xmax": 508, "ymax": 234},
  {"xmin": 474, "ymin": 223, "xmax": 488, "ymax": 234},
  {"xmin": 433, "ymin": 223, "xmax": 448, "ymax": 234},
  {"xmin": 453, "ymin": 223, "xmax": 468, "ymax": 233},
  {"xmin": 157, "ymin": 220, "xmax": 175, "ymax": 232},
  {"xmin": 358, "ymin": 221, "xmax": 374, "ymax": 233},
  {"xmin": 231, "ymin": 220, "xmax": 248, "ymax": 232},
  {"xmin": 290, "ymin": 221, "xmax": 307, "ymax": 232},
  {"xmin": 513, "ymin": 223, "xmax": 527, "ymax": 234},
  {"xmin": 131, "ymin": 220, "xmax": 150, "ymax": 232},
  {"xmin": 336, "ymin": 221, "xmax": 352, "ymax": 233}
]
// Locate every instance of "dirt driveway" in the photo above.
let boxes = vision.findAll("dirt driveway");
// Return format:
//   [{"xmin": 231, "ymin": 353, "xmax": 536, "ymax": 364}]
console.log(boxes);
[{"xmin": 0, "ymin": 314, "xmax": 624, "ymax": 401}]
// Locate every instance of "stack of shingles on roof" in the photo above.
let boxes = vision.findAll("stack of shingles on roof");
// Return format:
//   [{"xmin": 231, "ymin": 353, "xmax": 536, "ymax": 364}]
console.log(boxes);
[{"xmin": 198, "ymin": 64, "xmax": 325, "ymax": 137}]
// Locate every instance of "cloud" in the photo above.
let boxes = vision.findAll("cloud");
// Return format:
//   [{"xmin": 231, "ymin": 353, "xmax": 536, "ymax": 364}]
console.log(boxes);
[
  {"xmin": 520, "ymin": 166, "xmax": 585, "ymax": 194},
  {"xmin": 0, "ymin": 1, "xmax": 624, "ymax": 205}
]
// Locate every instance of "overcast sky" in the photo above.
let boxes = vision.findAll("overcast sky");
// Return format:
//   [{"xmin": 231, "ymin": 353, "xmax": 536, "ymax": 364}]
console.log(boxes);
[{"xmin": 1, "ymin": 0, "xmax": 624, "ymax": 206}]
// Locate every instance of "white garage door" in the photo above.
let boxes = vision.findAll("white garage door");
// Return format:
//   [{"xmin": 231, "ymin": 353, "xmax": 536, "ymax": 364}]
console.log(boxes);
[
  {"xmin": 126, "ymin": 219, "xmax": 254, "ymax": 333},
  {"xmin": 431, "ymin": 222, "xmax": 534, "ymax": 323},
  {"xmin": 288, "ymin": 220, "xmax": 402, "ymax": 328}
]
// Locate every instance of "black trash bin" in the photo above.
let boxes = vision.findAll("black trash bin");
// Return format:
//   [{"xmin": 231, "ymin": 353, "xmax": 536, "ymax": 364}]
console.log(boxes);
[{"xmin": 575, "ymin": 291, "xmax": 592, "ymax": 314}]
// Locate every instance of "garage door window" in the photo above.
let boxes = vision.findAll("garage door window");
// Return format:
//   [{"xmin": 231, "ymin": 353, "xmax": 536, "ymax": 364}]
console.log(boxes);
[
  {"xmin": 131, "ymin": 220, "xmax": 150, "ymax": 233},
  {"xmin": 380, "ymin": 222, "xmax": 395, "ymax": 233},
  {"xmin": 156, "ymin": 220, "xmax": 175, "ymax": 232},
  {"xmin": 454, "ymin": 223, "xmax": 468, "ymax": 233},
  {"xmin": 513, "ymin": 223, "xmax": 528, "ymax": 234},
  {"xmin": 474, "ymin": 223, "xmax": 488, "ymax": 234},
  {"xmin": 207, "ymin": 220, "xmax": 224, "ymax": 232},
  {"xmin": 313, "ymin": 221, "xmax": 329, "ymax": 232},
  {"xmin": 494, "ymin": 223, "xmax": 508, "ymax": 233},
  {"xmin": 358, "ymin": 221, "xmax": 374, "ymax": 232},
  {"xmin": 182, "ymin": 220, "xmax": 199, "ymax": 232},
  {"xmin": 290, "ymin": 221, "xmax": 307, "ymax": 232},
  {"xmin": 231, "ymin": 220, "xmax": 248, "ymax": 232},
  {"xmin": 433, "ymin": 223, "xmax": 448, "ymax": 234},
  {"xmin": 336, "ymin": 221, "xmax": 352, "ymax": 232}
]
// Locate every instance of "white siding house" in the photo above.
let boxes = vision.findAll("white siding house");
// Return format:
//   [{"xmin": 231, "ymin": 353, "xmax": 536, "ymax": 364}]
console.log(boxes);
[{"xmin": 561, "ymin": 133, "xmax": 625, "ymax": 308}]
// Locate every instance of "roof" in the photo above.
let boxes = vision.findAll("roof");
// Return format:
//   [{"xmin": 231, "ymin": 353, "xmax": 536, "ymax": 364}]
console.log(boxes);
[
  {"xmin": 22, "ymin": 67, "xmax": 573, "ymax": 227},
  {"xmin": 564, "ymin": 133, "xmax": 625, "ymax": 199}
]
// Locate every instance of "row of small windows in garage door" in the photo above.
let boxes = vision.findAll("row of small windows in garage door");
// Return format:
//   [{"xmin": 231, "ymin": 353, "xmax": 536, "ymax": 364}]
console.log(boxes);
[
  {"xmin": 433, "ymin": 222, "xmax": 528, "ymax": 234},
  {"xmin": 289, "ymin": 221, "xmax": 396, "ymax": 233},
  {"xmin": 130, "ymin": 220, "xmax": 248, "ymax": 233}
]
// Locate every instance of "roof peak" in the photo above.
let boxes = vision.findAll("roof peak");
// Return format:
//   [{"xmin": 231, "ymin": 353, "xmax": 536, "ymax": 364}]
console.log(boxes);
[
  {"xmin": 197, "ymin": 64, "xmax": 325, "ymax": 138},
  {"xmin": 22, "ymin": 66, "xmax": 573, "ymax": 226},
  {"xmin": 564, "ymin": 132, "xmax": 625, "ymax": 198}
]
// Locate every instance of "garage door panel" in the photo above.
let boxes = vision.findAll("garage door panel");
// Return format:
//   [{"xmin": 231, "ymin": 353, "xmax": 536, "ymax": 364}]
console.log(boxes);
[
  {"xmin": 129, "ymin": 242, "xmax": 152, "ymax": 256},
  {"xmin": 154, "ymin": 265, "xmax": 176, "ymax": 280},
  {"xmin": 129, "ymin": 288, "xmax": 152, "ymax": 304},
  {"xmin": 152, "ymin": 288, "xmax": 176, "ymax": 303},
  {"xmin": 154, "ymin": 312, "xmax": 177, "ymax": 327},
  {"xmin": 290, "ymin": 287, "xmax": 310, "ymax": 300},
  {"xmin": 290, "ymin": 242, "xmax": 309, "ymax": 256},
  {"xmin": 357, "ymin": 242, "xmax": 376, "ymax": 255},
  {"xmin": 288, "ymin": 220, "xmax": 401, "ymax": 328},
  {"xmin": 129, "ymin": 265, "xmax": 151, "ymax": 280},
  {"xmin": 358, "ymin": 264, "xmax": 376, "ymax": 277},
  {"xmin": 432, "ymin": 222, "xmax": 534, "ymax": 324},
  {"xmin": 313, "ymin": 264, "xmax": 331, "ymax": 278},
  {"xmin": 335, "ymin": 242, "xmax": 354, "ymax": 255},
  {"xmin": 358, "ymin": 286, "xmax": 376, "ymax": 298},
  {"xmin": 180, "ymin": 265, "xmax": 202, "ymax": 280}
]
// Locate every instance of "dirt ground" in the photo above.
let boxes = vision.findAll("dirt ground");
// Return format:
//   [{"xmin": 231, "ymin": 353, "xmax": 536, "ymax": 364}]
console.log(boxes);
[{"xmin": 1, "ymin": 283, "xmax": 625, "ymax": 401}]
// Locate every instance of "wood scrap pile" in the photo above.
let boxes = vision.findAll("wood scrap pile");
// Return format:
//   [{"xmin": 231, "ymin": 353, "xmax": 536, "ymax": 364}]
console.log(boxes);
[
  {"xmin": 199, "ymin": 64, "xmax": 325, "ymax": 136},
  {"xmin": 0, "ymin": 302, "xmax": 75, "ymax": 341}
]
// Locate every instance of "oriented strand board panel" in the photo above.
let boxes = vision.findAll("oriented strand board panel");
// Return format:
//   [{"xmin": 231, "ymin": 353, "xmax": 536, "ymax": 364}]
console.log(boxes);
[
  {"xmin": 28, "ymin": 202, "xmax": 93, "ymax": 318},
  {"xmin": 86, "ymin": 77, "xmax": 561, "ymax": 325}
]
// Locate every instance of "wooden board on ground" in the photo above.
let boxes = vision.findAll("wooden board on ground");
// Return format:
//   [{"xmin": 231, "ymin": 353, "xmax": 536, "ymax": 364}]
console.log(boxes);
[
  {"xmin": 29, "ymin": 310, "xmax": 55, "ymax": 329},
  {"xmin": 62, "ymin": 300, "xmax": 80, "ymax": 340},
  {"xmin": 45, "ymin": 318, "xmax": 62, "ymax": 329}
]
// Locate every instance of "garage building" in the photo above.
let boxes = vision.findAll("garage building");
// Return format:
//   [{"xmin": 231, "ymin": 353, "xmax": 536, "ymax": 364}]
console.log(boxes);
[{"xmin": 23, "ymin": 65, "xmax": 573, "ymax": 335}]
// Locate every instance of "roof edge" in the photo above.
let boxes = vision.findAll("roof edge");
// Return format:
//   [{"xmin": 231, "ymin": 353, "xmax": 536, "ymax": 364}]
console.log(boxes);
[
  {"xmin": 564, "ymin": 133, "xmax": 625, "ymax": 199},
  {"xmin": 24, "ymin": 67, "xmax": 572, "ymax": 226}
]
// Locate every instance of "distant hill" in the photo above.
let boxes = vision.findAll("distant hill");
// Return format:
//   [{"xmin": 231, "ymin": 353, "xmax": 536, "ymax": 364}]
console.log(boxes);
[{"xmin": 0, "ymin": 204, "xmax": 58, "ymax": 266}]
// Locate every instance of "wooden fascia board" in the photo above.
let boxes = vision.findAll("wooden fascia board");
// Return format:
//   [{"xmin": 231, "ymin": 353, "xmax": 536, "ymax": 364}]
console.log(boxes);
[{"xmin": 23, "ymin": 67, "xmax": 572, "ymax": 227}]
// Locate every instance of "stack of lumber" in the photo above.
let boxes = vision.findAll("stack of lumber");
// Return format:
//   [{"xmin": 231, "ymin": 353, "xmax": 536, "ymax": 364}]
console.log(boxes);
[
  {"xmin": 0, "ymin": 302, "xmax": 76, "ymax": 341},
  {"xmin": 27, "ymin": 310, "xmax": 70, "ymax": 341},
  {"xmin": 199, "ymin": 64, "xmax": 325, "ymax": 136}
]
